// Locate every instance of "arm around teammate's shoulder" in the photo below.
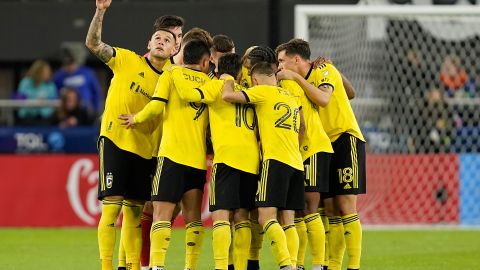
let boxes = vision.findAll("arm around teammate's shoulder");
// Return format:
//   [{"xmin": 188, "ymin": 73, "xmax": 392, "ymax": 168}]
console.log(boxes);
[
  {"xmin": 221, "ymin": 75, "xmax": 248, "ymax": 104},
  {"xmin": 277, "ymin": 69, "xmax": 332, "ymax": 107}
]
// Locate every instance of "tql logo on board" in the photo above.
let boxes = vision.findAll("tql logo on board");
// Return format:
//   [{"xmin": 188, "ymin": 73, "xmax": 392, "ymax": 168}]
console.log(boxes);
[{"xmin": 66, "ymin": 158, "xmax": 101, "ymax": 225}]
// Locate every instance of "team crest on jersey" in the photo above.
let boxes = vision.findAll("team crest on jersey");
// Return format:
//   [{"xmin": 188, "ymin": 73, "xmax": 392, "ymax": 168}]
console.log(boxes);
[
  {"xmin": 106, "ymin": 172, "xmax": 113, "ymax": 189},
  {"xmin": 138, "ymin": 72, "xmax": 145, "ymax": 78},
  {"xmin": 323, "ymin": 70, "xmax": 329, "ymax": 77},
  {"xmin": 303, "ymin": 146, "xmax": 308, "ymax": 151}
]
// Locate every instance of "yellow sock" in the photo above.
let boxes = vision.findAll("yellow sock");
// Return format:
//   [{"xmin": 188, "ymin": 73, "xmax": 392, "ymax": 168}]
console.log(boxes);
[
  {"xmin": 328, "ymin": 216, "xmax": 346, "ymax": 270},
  {"xmin": 212, "ymin": 221, "xmax": 231, "ymax": 270},
  {"xmin": 342, "ymin": 214, "xmax": 362, "ymax": 270},
  {"xmin": 249, "ymin": 219, "xmax": 263, "ymax": 262},
  {"xmin": 305, "ymin": 213, "xmax": 325, "ymax": 266},
  {"xmin": 98, "ymin": 199, "xmax": 122, "ymax": 270},
  {"xmin": 150, "ymin": 221, "xmax": 171, "ymax": 267},
  {"xmin": 263, "ymin": 219, "xmax": 291, "ymax": 267},
  {"xmin": 121, "ymin": 200, "xmax": 143, "ymax": 270},
  {"xmin": 118, "ymin": 236, "xmax": 126, "ymax": 268},
  {"xmin": 319, "ymin": 209, "xmax": 330, "ymax": 267},
  {"xmin": 185, "ymin": 221, "xmax": 205, "ymax": 270},
  {"xmin": 229, "ymin": 226, "xmax": 234, "ymax": 267},
  {"xmin": 294, "ymin": 217, "xmax": 307, "ymax": 267},
  {"xmin": 283, "ymin": 224, "xmax": 299, "ymax": 268},
  {"xmin": 234, "ymin": 221, "xmax": 251, "ymax": 270}
]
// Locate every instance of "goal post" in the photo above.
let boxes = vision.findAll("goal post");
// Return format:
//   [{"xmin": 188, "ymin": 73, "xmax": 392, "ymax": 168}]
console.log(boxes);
[{"xmin": 294, "ymin": 5, "xmax": 480, "ymax": 225}]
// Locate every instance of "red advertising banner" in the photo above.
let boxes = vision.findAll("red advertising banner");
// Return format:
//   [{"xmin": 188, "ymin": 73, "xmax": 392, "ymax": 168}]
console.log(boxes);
[
  {"xmin": 359, "ymin": 154, "xmax": 459, "ymax": 224},
  {"xmin": 0, "ymin": 154, "xmax": 460, "ymax": 227}
]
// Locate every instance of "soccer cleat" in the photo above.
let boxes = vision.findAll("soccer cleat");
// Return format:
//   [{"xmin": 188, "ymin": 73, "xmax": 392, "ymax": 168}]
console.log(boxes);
[
  {"xmin": 118, "ymin": 267, "xmax": 126, "ymax": 270},
  {"xmin": 296, "ymin": 266, "xmax": 305, "ymax": 270},
  {"xmin": 247, "ymin": 260, "xmax": 260, "ymax": 270},
  {"xmin": 312, "ymin": 266, "xmax": 323, "ymax": 270},
  {"xmin": 152, "ymin": 267, "xmax": 164, "ymax": 270},
  {"xmin": 228, "ymin": 265, "xmax": 235, "ymax": 270},
  {"xmin": 280, "ymin": 266, "xmax": 293, "ymax": 270}
]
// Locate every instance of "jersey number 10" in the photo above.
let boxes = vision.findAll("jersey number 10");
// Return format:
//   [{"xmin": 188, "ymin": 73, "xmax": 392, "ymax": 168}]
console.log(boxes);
[{"xmin": 235, "ymin": 104, "xmax": 257, "ymax": 130}]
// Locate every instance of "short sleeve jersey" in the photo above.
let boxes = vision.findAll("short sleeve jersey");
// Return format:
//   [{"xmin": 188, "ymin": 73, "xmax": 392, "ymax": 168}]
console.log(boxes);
[
  {"xmin": 100, "ymin": 47, "xmax": 165, "ymax": 159},
  {"xmin": 305, "ymin": 63, "xmax": 365, "ymax": 142},
  {"xmin": 243, "ymin": 85, "xmax": 303, "ymax": 171}
]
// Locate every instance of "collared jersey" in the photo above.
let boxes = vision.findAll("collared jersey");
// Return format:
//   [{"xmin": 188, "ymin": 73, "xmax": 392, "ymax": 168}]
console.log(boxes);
[
  {"xmin": 279, "ymin": 80, "xmax": 333, "ymax": 161},
  {"xmin": 243, "ymin": 85, "xmax": 303, "ymax": 171},
  {"xmin": 100, "ymin": 47, "xmax": 166, "ymax": 159},
  {"xmin": 154, "ymin": 67, "xmax": 212, "ymax": 170},
  {"xmin": 305, "ymin": 63, "xmax": 365, "ymax": 142}
]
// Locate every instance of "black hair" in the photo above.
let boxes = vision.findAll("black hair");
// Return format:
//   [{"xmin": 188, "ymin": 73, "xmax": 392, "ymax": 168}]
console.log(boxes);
[
  {"xmin": 212, "ymin": 35, "xmax": 235, "ymax": 53},
  {"xmin": 248, "ymin": 46, "xmax": 277, "ymax": 67},
  {"xmin": 153, "ymin": 15, "xmax": 185, "ymax": 32},
  {"xmin": 250, "ymin": 61, "xmax": 275, "ymax": 77},
  {"xmin": 183, "ymin": 39, "xmax": 211, "ymax": 65},
  {"xmin": 218, "ymin": 53, "xmax": 242, "ymax": 78},
  {"xmin": 275, "ymin": 39, "xmax": 311, "ymax": 60}
]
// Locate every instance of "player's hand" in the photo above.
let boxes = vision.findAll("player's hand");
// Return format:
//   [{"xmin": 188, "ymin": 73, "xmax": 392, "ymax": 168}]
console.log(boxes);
[
  {"xmin": 276, "ymin": 69, "xmax": 297, "ymax": 81},
  {"xmin": 312, "ymin": 55, "xmax": 332, "ymax": 68},
  {"xmin": 96, "ymin": 0, "xmax": 111, "ymax": 11},
  {"xmin": 118, "ymin": 114, "xmax": 135, "ymax": 129}
]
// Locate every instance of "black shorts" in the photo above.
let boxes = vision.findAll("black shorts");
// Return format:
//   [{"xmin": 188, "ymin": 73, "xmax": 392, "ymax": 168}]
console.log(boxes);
[
  {"xmin": 304, "ymin": 152, "xmax": 331, "ymax": 193},
  {"xmin": 209, "ymin": 163, "xmax": 258, "ymax": 211},
  {"xmin": 255, "ymin": 159, "xmax": 305, "ymax": 211},
  {"xmin": 97, "ymin": 136, "xmax": 156, "ymax": 201},
  {"xmin": 151, "ymin": 157, "xmax": 207, "ymax": 203},
  {"xmin": 329, "ymin": 133, "xmax": 366, "ymax": 195}
]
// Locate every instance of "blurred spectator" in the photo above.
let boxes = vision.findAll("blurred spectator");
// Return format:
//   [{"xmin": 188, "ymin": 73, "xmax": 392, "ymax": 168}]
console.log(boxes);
[
  {"xmin": 53, "ymin": 44, "xmax": 103, "ymax": 115},
  {"xmin": 411, "ymin": 87, "xmax": 454, "ymax": 153},
  {"xmin": 16, "ymin": 60, "xmax": 57, "ymax": 125},
  {"xmin": 56, "ymin": 87, "xmax": 94, "ymax": 128},
  {"xmin": 440, "ymin": 54, "xmax": 476, "ymax": 98}
]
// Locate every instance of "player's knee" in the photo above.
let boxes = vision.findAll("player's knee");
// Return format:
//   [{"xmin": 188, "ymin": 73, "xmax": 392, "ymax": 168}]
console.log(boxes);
[
  {"xmin": 212, "ymin": 209, "xmax": 230, "ymax": 221},
  {"xmin": 152, "ymin": 201, "xmax": 176, "ymax": 221},
  {"xmin": 143, "ymin": 201, "xmax": 153, "ymax": 214},
  {"xmin": 233, "ymin": 208, "xmax": 249, "ymax": 223}
]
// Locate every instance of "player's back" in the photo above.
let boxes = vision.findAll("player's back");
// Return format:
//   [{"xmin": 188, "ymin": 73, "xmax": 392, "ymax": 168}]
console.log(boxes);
[
  {"xmin": 158, "ymin": 67, "xmax": 211, "ymax": 169},
  {"xmin": 307, "ymin": 63, "xmax": 364, "ymax": 142},
  {"xmin": 279, "ymin": 79, "xmax": 333, "ymax": 160},
  {"xmin": 202, "ymin": 80, "xmax": 260, "ymax": 174},
  {"xmin": 245, "ymin": 84, "xmax": 303, "ymax": 171}
]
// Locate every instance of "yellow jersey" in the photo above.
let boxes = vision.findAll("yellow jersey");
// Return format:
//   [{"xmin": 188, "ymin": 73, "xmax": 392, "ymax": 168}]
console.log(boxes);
[
  {"xmin": 279, "ymin": 80, "xmax": 333, "ymax": 161},
  {"xmin": 100, "ymin": 47, "xmax": 166, "ymax": 159},
  {"xmin": 306, "ymin": 64, "xmax": 365, "ymax": 142},
  {"xmin": 170, "ymin": 70, "xmax": 260, "ymax": 174},
  {"xmin": 243, "ymin": 85, "xmax": 303, "ymax": 171},
  {"xmin": 154, "ymin": 67, "xmax": 212, "ymax": 170},
  {"xmin": 240, "ymin": 65, "xmax": 253, "ymax": 88}
]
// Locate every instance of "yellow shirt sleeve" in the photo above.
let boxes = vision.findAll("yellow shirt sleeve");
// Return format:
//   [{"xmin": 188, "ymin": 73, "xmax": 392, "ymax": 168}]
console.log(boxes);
[
  {"xmin": 243, "ymin": 86, "xmax": 268, "ymax": 104},
  {"xmin": 106, "ymin": 47, "xmax": 135, "ymax": 72},
  {"xmin": 133, "ymin": 71, "xmax": 171, "ymax": 124},
  {"xmin": 316, "ymin": 64, "xmax": 340, "ymax": 91}
]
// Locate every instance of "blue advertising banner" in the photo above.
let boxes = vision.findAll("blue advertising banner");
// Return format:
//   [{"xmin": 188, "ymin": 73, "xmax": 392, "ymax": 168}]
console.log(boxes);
[
  {"xmin": 0, "ymin": 127, "xmax": 99, "ymax": 153},
  {"xmin": 459, "ymin": 154, "xmax": 480, "ymax": 225}
]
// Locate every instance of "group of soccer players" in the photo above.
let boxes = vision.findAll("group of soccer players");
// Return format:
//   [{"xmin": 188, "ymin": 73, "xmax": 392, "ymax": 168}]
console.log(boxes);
[{"xmin": 86, "ymin": 1, "xmax": 366, "ymax": 270}]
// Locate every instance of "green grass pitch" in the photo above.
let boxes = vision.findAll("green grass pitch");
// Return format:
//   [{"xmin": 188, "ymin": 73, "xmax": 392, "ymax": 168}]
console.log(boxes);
[{"xmin": 0, "ymin": 228, "xmax": 479, "ymax": 269}]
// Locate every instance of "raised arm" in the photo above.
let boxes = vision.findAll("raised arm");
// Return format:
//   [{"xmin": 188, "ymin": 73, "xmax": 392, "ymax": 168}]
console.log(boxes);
[
  {"xmin": 221, "ymin": 76, "xmax": 248, "ymax": 104},
  {"xmin": 277, "ymin": 69, "xmax": 332, "ymax": 107},
  {"xmin": 85, "ymin": 0, "xmax": 114, "ymax": 63}
]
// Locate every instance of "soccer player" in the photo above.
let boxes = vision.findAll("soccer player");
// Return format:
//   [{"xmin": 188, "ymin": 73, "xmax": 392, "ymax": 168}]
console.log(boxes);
[
  {"xmin": 85, "ymin": 1, "xmax": 176, "ymax": 270},
  {"xmin": 222, "ymin": 62, "xmax": 305, "ymax": 270},
  {"xmin": 173, "ymin": 27, "xmax": 213, "ymax": 65},
  {"xmin": 168, "ymin": 53, "xmax": 259, "ymax": 270},
  {"xmin": 135, "ymin": 14, "xmax": 185, "ymax": 270},
  {"xmin": 276, "ymin": 39, "xmax": 366, "ymax": 270},
  {"xmin": 119, "ymin": 39, "xmax": 212, "ymax": 270},
  {"xmin": 210, "ymin": 35, "xmax": 235, "ymax": 75}
]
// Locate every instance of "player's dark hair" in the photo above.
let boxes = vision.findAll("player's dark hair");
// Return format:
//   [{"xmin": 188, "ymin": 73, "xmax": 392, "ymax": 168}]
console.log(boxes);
[
  {"xmin": 218, "ymin": 53, "xmax": 242, "ymax": 78},
  {"xmin": 183, "ymin": 39, "xmax": 211, "ymax": 65},
  {"xmin": 275, "ymin": 38, "xmax": 311, "ymax": 60},
  {"xmin": 153, "ymin": 15, "xmax": 185, "ymax": 32},
  {"xmin": 250, "ymin": 61, "xmax": 275, "ymax": 77},
  {"xmin": 182, "ymin": 27, "xmax": 213, "ymax": 48},
  {"xmin": 212, "ymin": 35, "xmax": 235, "ymax": 53},
  {"xmin": 248, "ymin": 46, "xmax": 277, "ymax": 67}
]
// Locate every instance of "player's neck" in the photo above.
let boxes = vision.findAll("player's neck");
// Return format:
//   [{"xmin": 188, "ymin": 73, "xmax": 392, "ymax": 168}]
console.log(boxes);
[
  {"xmin": 184, "ymin": 64, "xmax": 202, "ymax": 72},
  {"xmin": 298, "ymin": 62, "xmax": 312, "ymax": 78},
  {"xmin": 147, "ymin": 56, "xmax": 169, "ymax": 71}
]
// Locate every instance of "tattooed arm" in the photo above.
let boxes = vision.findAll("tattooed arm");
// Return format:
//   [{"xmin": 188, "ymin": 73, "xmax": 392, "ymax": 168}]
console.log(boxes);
[{"xmin": 85, "ymin": 0, "xmax": 114, "ymax": 63}]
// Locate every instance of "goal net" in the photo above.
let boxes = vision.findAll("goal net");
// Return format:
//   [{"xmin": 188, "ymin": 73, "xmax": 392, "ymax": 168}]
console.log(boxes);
[{"xmin": 295, "ymin": 5, "xmax": 480, "ymax": 225}]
